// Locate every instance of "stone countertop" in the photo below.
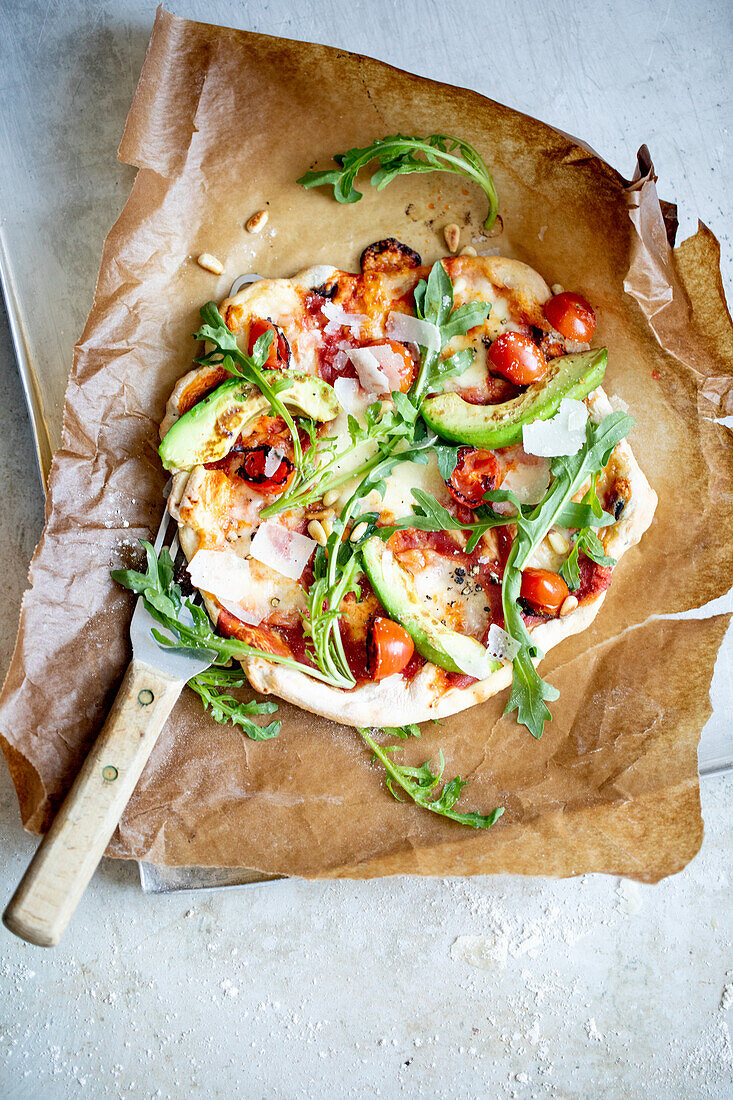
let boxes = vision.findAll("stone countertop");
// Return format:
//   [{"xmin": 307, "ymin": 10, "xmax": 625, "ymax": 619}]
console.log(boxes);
[{"xmin": 0, "ymin": 2, "xmax": 731, "ymax": 1097}]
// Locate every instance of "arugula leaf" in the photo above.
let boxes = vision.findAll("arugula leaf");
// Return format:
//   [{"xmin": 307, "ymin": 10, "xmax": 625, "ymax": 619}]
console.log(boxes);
[
  {"xmin": 358, "ymin": 727, "xmax": 504, "ymax": 829},
  {"xmin": 378, "ymin": 487, "xmax": 515, "ymax": 552},
  {"xmin": 188, "ymin": 668, "xmax": 281, "ymax": 740},
  {"xmin": 500, "ymin": 412, "xmax": 634, "ymax": 738},
  {"xmin": 561, "ymin": 527, "xmax": 617, "ymax": 591},
  {"xmin": 410, "ymin": 262, "xmax": 490, "ymax": 403},
  {"xmin": 298, "ymin": 133, "xmax": 500, "ymax": 230},
  {"xmin": 193, "ymin": 302, "xmax": 303, "ymax": 469},
  {"xmin": 300, "ymin": 430, "xmax": 437, "ymax": 686},
  {"xmin": 558, "ymin": 501, "xmax": 615, "ymax": 530},
  {"xmin": 434, "ymin": 442, "xmax": 459, "ymax": 481},
  {"xmin": 113, "ymin": 540, "xmax": 364, "ymax": 690},
  {"xmin": 386, "ymin": 724, "xmax": 421, "ymax": 740}
]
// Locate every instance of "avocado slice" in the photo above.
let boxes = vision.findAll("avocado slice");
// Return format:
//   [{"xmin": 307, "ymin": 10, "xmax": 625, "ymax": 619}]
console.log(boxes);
[
  {"xmin": 159, "ymin": 370, "xmax": 339, "ymax": 471},
  {"xmin": 421, "ymin": 348, "xmax": 607, "ymax": 449},
  {"xmin": 362, "ymin": 537, "xmax": 501, "ymax": 679}
]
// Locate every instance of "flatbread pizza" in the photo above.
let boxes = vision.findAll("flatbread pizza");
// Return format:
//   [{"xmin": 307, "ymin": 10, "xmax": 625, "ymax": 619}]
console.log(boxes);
[{"xmin": 156, "ymin": 243, "xmax": 656, "ymax": 732}]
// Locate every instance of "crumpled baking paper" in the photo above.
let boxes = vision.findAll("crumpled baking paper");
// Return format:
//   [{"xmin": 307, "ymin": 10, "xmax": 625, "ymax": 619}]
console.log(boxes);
[{"xmin": 1, "ymin": 8, "xmax": 731, "ymax": 882}]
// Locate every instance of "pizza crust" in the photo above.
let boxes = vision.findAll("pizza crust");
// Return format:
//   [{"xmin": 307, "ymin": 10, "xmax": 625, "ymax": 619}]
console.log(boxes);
[
  {"xmin": 196, "ymin": 386, "xmax": 656, "ymax": 729},
  {"xmin": 166, "ymin": 258, "xmax": 657, "ymax": 728}
]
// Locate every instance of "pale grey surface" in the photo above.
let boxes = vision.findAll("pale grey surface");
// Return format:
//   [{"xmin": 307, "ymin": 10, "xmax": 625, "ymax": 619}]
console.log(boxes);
[{"xmin": 0, "ymin": 2, "xmax": 732, "ymax": 1097}]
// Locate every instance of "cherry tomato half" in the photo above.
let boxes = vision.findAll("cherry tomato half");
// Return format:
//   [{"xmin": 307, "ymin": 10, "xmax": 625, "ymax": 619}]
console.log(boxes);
[
  {"xmin": 247, "ymin": 317, "xmax": 291, "ymax": 368},
  {"xmin": 447, "ymin": 447, "xmax": 503, "ymax": 508},
  {"xmin": 236, "ymin": 444, "xmax": 294, "ymax": 494},
  {"xmin": 544, "ymin": 292, "xmax": 596, "ymax": 342},
  {"xmin": 520, "ymin": 568, "xmax": 569, "ymax": 615},
  {"xmin": 368, "ymin": 339, "xmax": 416, "ymax": 393},
  {"xmin": 488, "ymin": 332, "xmax": 548, "ymax": 385},
  {"xmin": 368, "ymin": 617, "xmax": 415, "ymax": 681}
]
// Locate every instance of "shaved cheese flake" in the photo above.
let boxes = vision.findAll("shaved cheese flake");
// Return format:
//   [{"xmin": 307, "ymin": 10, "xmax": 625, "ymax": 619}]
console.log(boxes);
[
  {"xmin": 321, "ymin": 299, "xmax": 367, "ymax": 336},
  {"xmin": 188, "ymin": 549, "xmax": 252, "ymax": 604},
  {"xmin": 486, "ymin": 624, "xmax": 521, "ymax": 662},
  {"xmin": 333, "ymin": 376, "xmax": 365, "ymax": 414},
  {"xmin": 522, "ymin": 398, "xmax": 589, "ymax": 457},
  {"xmin": 332, "ymin": 348, "xmax": 349, "ymax": 372},
  {"xmin": 366, "ymin": 343, "xmax": 407, "ymax": 391},
  {"xmin": 263, "ymin": 447, "xmax": 286, "ymax": 478},
  {"xmin": 249, "ymin": 521, "xmax": 316, "ymax": 580},
  {"xmin": 500, "ymin": 454, "xmax": 551, "ymax": 506},
  {"xmin": 347, "ymin": 347, "xmax": 390, "ymax": 394},
  {"xmin": 609, "ymin": 392, "xmax": 629, "ymax": 413},
  {"xmin": 219, "ymin": 598, "xmax": 263, "ymax": 626},
  {"xmin": 387, "ymin": 311, "xmax": 441, "ymax": 352}
]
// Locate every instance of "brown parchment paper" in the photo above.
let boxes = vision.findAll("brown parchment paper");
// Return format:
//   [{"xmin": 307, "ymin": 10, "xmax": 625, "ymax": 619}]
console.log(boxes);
[{"xmin": 1, "ymin": 8, "xmax": 732, "ymax": 883}]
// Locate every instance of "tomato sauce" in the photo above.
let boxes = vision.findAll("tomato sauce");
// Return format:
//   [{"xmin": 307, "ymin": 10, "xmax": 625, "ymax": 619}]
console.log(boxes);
[{"xmin": 577, "ymin": 556, "xmax": 613, "ymax": 601}]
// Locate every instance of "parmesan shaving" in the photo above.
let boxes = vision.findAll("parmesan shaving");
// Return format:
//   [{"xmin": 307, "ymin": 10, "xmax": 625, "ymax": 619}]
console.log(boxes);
[
  {"xmin": 188, "ymin": 549, "xmax": 252, "ymax": 604},
  {"xmin": 218, "ymin": 598, "xmax": 263, "ymax": 626},
  {"xmin": 522, "ymin": 398, "xmax": 589, "ymax": 457},
  {"xmin": 347, "ymin": 347, "xmax": 390, "ymax": 394},
  {"xmin": 263, "ymin": 447, "xmax": 286, "ymax": 478},
  {"xmin": 321, "ymin": 300, "xmax": 368, "ymax": 336},
  {"xmin": 386, "ymin": 311, "xmax": 441, "ymax": 352},
  {"xmin": 500, "ymin": 452, "xmax": 551, "ymax": 505},
  {"xmin": 333, "ymin": 377, "xmax": 364, "ymax": 414},
  {"xmin": 486, "ymin": 624, "xmax": 521, "ymax": 662},
  {"xmin": 249, "ymin": 522, "xmax": 316, "ymax": 580},
  {"xmin": 366, "ymin": 343, "xmax": 407, "ymax": 391}
]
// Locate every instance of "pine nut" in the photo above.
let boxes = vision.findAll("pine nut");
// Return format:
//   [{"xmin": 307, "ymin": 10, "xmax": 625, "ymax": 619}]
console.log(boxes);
[
  {"xmin": 548, "ymin": 529, "xmax": 570, "ymax": 555},
  {"xmin": 459, "ymin": 245, "xmax": 477, "ymax": 257},
  {"xmin": 560, "ymin": 595, "xmax": 578, "ymax": 617},
  {"xmin": 321, "ymin": 516, "xmax": 334, "ymax": 537},
  {"xmin": 246, "ymin": 209, "xmax": 269, "ymax": 234},
  {"xmin": 551, "ymin": 283, "xmax": 564, "ymax": 296},
  {"xmin": 322, "ymin": 488, "xmax": 340, "ymax": 507},
  {"xmin": 307, "ymin": 520, "xmax": 327, "ymax": 546},
  {"xmin": 350, "ymin": 522, "xmax": 368, "ymax": 543},
  {"xmin": 196, "ymin": 252, "xmax": 224, "ymax": 275},
  {"xmin": 443, "ymin": 223, "xmax": 461, "ymax": 253}
]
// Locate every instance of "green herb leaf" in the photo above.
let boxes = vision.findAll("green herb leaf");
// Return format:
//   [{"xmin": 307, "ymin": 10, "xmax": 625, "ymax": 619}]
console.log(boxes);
[
  {"xmin": 500, "ymin": 412, "xmax": 634, "ymax": 738},
  {"xmin": 193, "ymin": 303, "xmax": 303, "ymax": 469},
  {"xmin": 358, "ymin": 727, "xmax": 504, "ymax": 829},
  {"xmin": 188, "ymin": 668, "xmax": 281, "ymax": 740},
  {"xmin": 377, "ymin": 487, "xmax": 515, "ymax": 550},
  {"xmin": 298, "ymin": 133, "xmax": 500, "ymax": 230},
  {"xmin": 409, "ymin": 262, "xmax": 490, "ymax": 403},
  {"xmin": 434, "ymin": 443, "xmax": 459, "ymax": 481}
]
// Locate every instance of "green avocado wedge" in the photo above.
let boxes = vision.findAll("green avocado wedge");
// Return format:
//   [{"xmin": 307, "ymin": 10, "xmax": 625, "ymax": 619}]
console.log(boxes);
[
  {"xmin": 421, "ymin": 348, "xmax": 607, "ymax": 449},
  {"xmin": 159, "ymin": 370, "xmax": 339, "ymax": 471},
  {"xmin": 362, "ymin": 537, "xmax": 501, "ymax": 680}
]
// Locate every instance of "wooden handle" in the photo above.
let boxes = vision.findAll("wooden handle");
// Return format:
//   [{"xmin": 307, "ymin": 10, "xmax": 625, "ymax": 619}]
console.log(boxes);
[{"xmin": 3, "ymin": 659, "xmax": 182, "ymax": 947}]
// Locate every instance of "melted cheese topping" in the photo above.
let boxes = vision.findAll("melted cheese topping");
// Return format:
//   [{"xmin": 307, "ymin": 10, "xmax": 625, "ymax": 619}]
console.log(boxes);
[{"xmin": 168, "ymin": 256, "xmax": 611, "ymax": 648}]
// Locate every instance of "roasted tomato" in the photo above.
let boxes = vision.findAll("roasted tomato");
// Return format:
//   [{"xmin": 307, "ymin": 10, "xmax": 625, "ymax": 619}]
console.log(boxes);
[
  {"xmin": 368, "ymin": 617, "xmax": 415, "ymax": 680},
  {"xmin": 488, "ymin": 332, "xmax": 548, "ymax": 385},
  {"xmin": 247, "ymin": 318, "xmax": 291, "ymax": 368},
  {"xmin": 544, "ymin": 292, "xmax": 596, "ymax": 342},
  {"xmin": 368, "ymin": 338, "xmax": 417, "ymax": 393},
  {"xmin": 235, "ymin": 444, "xmax": 294, "ymax": 494},
  {"xmin": 360, "ymin": 237, "xmax": 422, "ymax": 274},
  {"xmin": 446, "ymin": 447, "xmax": 502, "ymax": 508},
  {"xmin": 520, "ymin": 568, "xmax": 569, "ymax": 615}
]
